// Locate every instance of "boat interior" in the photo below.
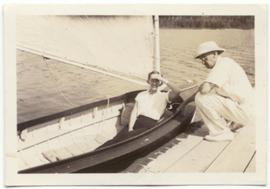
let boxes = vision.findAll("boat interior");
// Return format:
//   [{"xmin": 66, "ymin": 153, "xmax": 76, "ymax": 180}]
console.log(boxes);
[{"xmin": 17, "ymin": 94, "xmax": 181, "ymax": 171}]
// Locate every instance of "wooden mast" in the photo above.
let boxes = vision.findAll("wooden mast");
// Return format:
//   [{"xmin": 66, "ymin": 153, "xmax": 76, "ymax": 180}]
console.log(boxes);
[{"xmin": 153, "ymin": 15, "xmax": 160, "ymax": 73}]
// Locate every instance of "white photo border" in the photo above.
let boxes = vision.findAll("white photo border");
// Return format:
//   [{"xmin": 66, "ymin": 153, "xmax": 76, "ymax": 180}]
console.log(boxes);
[{"xmin": 4, "ymin": 4, "xmax": 268, "ymax": 186}]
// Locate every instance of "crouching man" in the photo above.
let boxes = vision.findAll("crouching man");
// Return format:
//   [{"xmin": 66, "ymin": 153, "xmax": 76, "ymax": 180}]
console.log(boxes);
[{"xmin": 194, "ymin": 41, "xmax": 254, "ymax": 142}]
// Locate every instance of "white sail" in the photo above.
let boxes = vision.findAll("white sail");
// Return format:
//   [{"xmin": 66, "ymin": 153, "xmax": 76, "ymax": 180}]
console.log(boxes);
[{"xmin": 16, "ymin": 15, "xmax": 155, "ymax": 79}]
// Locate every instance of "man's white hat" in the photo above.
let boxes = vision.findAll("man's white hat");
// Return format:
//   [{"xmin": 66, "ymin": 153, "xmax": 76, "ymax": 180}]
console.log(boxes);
[{"xmin": 195, "ymin": 41, "xmax": 225, "ymax": 59}]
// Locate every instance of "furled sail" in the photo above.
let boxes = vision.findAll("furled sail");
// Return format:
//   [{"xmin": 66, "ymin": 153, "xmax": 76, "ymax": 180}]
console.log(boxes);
[{"xmin": 16, "ymin": 16, "xmax": 155, "ymax": 79}]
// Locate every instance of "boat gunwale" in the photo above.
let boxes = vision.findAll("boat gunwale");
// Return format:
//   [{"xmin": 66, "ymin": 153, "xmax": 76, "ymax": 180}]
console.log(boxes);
[{"xmin": 17, "ymin": 90, "xmax": 144, "ymax": 132}]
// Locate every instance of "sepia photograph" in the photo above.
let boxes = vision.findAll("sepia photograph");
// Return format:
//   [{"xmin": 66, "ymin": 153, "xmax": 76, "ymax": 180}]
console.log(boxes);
[{"xmin": 4, "ymin": 4, "xmax": 267, "ymax": 186}]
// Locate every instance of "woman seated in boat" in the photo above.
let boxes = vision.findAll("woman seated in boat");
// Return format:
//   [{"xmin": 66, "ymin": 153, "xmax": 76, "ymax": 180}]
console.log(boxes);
[
  {"xmin": 97, "ymin": 71, "xmax": 182, "ymax": 148},
  {"xmin": 128, "ymin": 71, "xmax": 182, "ymax": 131}
]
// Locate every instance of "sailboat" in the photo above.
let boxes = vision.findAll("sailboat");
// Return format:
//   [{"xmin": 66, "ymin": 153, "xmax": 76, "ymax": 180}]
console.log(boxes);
[{"xmin": 17, "ymin": 15, "xmax": 197, "ymax": 173}]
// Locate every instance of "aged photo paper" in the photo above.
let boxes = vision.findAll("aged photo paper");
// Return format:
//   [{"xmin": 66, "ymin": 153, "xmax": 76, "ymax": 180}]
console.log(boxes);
[{"xmin": 4, "ymin": 4, "xmax": 267, "ymax": 186}]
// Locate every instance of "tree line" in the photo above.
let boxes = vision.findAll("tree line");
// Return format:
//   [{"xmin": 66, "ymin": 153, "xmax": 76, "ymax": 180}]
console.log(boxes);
[{"xmin": 159, "ymin": 16, "xmax": 254, "ymax": 29}]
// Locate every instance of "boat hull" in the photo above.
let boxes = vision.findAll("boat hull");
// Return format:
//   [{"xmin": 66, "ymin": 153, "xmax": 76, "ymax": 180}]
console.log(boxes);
[
  {"xmin": 19, "ymin": 104, "xmax": 195, "ymax": 173},
  {"xmin": 18, "ymin": 87, "xmax": 197, "ymax": 173}
]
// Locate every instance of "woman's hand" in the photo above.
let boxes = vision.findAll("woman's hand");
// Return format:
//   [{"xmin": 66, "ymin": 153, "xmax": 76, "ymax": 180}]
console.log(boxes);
[{"xmin": 152, "ymin": 74, "xmax": 169, "ymax": 84}]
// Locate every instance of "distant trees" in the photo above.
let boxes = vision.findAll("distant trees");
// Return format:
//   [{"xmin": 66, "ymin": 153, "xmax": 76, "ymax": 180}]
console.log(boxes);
[{"xmin": 159, "ymin": 16, "xmax": 254, "ymax": 29}]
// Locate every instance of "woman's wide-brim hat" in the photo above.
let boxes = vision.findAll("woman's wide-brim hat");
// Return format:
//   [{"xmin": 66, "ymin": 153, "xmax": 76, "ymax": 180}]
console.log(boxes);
[{"xmin": 195, "ymin": 41, "xmax": 225, "ymax": 59}]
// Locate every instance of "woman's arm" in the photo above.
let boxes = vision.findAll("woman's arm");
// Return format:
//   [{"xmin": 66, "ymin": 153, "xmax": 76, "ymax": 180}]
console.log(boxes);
[
  {"xmin": 156, "ymin": 75, "xmax": 181, "ymax": 102},
  {"xmin": 128, "ymin": 102, "xmax": 138, "ymax": 131}
]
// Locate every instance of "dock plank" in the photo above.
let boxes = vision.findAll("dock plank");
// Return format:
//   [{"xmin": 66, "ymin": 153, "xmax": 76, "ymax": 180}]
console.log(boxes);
[
  {"xmin": 166, "ymin": 139, "xmax": 230, "ymax": 172},
  {"xmin": 206, "ymin": 126, "xmax": 255, "ymax": 172},
  {"xmin": 140, "ymin": 136, "xmax": 202, "ymax": 173},
  {"xmin": 139, "ymin": 133, "xmax": 203, "ymax": 173},
  {"xmin": 124, "ymin": 122, "xmax": 208, "ymax": 173}
]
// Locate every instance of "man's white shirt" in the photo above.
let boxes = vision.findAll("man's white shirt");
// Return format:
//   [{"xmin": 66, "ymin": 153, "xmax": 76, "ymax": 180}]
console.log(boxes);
[{"xmin": 206, "ymin": 56, "xmax": 254, "ymax": 110}]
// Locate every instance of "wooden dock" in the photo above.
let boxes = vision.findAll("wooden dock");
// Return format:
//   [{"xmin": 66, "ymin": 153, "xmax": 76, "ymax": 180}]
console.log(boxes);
[{"xmin": 124, "ymin": 118, "xmax": 255, "ymax": 173}]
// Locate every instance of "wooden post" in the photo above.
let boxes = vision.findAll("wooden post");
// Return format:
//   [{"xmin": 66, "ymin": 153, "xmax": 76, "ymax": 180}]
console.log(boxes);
[{"xmin": 154, "ymin": 15, "xmax": 160, "ymax": 73}]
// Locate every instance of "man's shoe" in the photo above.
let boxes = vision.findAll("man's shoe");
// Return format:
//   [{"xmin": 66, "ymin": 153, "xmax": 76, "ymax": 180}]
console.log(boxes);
[
  {"xmin": 229, "ymin": 122, "xmax": 244, "ymax": 132},
  {"xmin": 204, "ymin": 131, "xmax": 234, "ymax": 142}
]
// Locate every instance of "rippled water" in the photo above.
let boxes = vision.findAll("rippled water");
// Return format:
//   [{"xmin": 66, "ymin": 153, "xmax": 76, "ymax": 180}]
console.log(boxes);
[
  {"xmin": 160, "ymin": 29, "xmax": 255, "ymax": 87},
  {"xmin": 16, "ymin": 28, "xmax": 255, "ymax": 122}
]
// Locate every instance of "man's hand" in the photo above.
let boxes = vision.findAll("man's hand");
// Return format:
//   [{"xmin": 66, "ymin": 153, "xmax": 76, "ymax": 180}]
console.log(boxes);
[
  {"xmin": 199, "ymin": 82, "xmax": 214, "ymax": 94},
  {"xmin": 199, "ymin": 82, "xmax": 242, "ymax": 104}
]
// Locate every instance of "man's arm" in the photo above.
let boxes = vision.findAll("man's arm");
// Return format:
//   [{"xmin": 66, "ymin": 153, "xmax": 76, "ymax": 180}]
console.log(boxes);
[
  {"xmin": 199, "ymin": 82, "xmax": 241, "ymax": 103},
  {"xmin": 199, "ymin": 82, "xmax": 227, "ymax": 96}
]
